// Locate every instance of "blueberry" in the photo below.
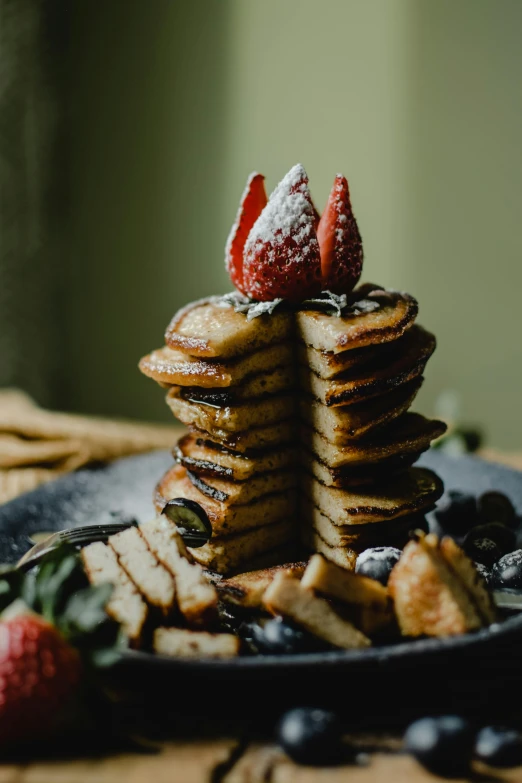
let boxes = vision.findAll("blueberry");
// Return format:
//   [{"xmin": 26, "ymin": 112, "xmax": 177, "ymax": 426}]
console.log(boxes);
[
  {"xmin": 355, "ymin": 547, "xmax": 402, "ymax": 586},
  {"xmin": 277, "ymin": 707, "xmax": 344, "ymax": 766},
  {"xmin": 475, "ymin": 726, "xmax": 522, "ymax": 768},
  {"xmin": 404, "ymin": 716, "xmax": 474, "ymax": 777},
  {"xmin": 464, "ymin": 524, "xmax": 516, "ymax": 566},
  {"xmin": 465, "ymin": 538, "xmax": 502, "ymax": 568},
  {"xmin": 478, "ymin": 492, "xmax": 516, "ymax": 528},
  {"xmin": 161, "ymin": 497, "xmax": 212, "ymax": 546},
  {"xmin": 474, "ymin": 562, "xmax": 492, "ymax": 585},
  {"xmin": 434, "ymin": 491, "xmax": 478, "ymax": 536},
  {"xmin": 250, "ymin": 617, "xmax": 325, "ymax": 655},
  {"xmin": 491, "ymin": 550, "xmax": 522, "ymax": 590}
]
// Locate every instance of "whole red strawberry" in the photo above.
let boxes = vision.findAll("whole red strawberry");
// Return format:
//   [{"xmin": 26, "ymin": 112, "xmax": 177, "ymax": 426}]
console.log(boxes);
[
  {"xmin": 0, "ymin": 614, "xmax": 81, "ymax": 744},
  {"xmin": 243, "ymin": 164, "xmax": 322, "ymax": 303},
  {"xmin": 225, "ymin": 172, "xmax": 267, "ymax": 295},
  {"xmin": 317, "ymin": 174, "xmax": 363, "ymax": 294}
]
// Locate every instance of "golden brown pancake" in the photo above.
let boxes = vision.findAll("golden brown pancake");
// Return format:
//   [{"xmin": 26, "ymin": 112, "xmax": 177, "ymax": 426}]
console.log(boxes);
[
  {"xmin": 175, "ymin": 434, "xmax": 296, "ymax": 481},
  {"xmin": 300, "ymin": 526, "xmax": 358, "ymax": 571},
  {"xmin": 296, "ymin": 285, "xmax": 418, "ymax": 354},
  {"xmin": 298, "ymin": 340, "xmax": 392, "ymax": 380},
  {"xmin": 155, "ymin": 464, "xmax": 296, "ymax": 537},
  {"xmin": 299, "ymin": 378, "xmax": 422, "ymax": 443},
  {"xmin": 165, "ymin": 297, "xmax": 294, "ymax": 358},
  {"xmin": 186, "ymin": 467, "xmax": 296, "ymax": 505},
  {"xmin": 301, "ymin": 413, "xmax": 446, "ymax": 470},
  {"xmin": 166, "ymin": 389, "xmax": 294, "ymax": 433},
  {"xmin": 187, "ymin": 420, "xmax": 296, "ymax": 453},
  {"xmin": 218, "ymin": 561, "xmax": 308, "ymax": 608},
  {"xmin": 173, "ymin": 366, "xmax": 295, "ymax": 404},
  {"xmin": 300, "ymin": 326, "xmax": 435, "ymax": 407},
  {"xmin": 303, "ymin": 467, "xmax": 443, "ymax": 526},
  {"xmin": 139, "ymin": 342, "xmax": 293, "ymax": 389},
  {"xmin": 302, "ymin": 450, "xmax": 422, "ymax": 488}
]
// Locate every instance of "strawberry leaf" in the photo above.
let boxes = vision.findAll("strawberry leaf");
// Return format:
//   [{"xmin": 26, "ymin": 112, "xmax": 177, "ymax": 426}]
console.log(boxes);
[{"xmin": 62, "ymin": 583, "xmax": 114, "ymax": 636}]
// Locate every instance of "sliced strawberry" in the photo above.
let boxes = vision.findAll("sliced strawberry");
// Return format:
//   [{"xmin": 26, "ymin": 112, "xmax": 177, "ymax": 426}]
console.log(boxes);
[
  {"xmin": 243, "ymin": 164, "xmax": 322, "ymax": 303},
  {"xmin": 317, "ymin": 174, "xmax": 363, "ymax": 294},
  {"xmin": 225, "ymin": 173, "xmax": 267, "ymax": 295}
]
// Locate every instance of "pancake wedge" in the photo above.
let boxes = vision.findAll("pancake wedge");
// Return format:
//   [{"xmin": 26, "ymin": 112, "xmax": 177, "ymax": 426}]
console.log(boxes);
[
  {"xmin": 188, "ymin": 518, "xmax": 295, "ymax": 574},
  {"xmin": 154, "ymin": 628, "xmax": 240, "ymax": 658},
  {"xmin": 166, "ymin": 390, "xmax": 294, "ymax": 433},
  {"xmin": 304, "ymin": 468, "xmax": 443, "ymax": 526},
  {"xmin": 296, "ymin": 286, "xmax": 418, "ymax": 354},
  {"xmin": 165, "ymin": 297, "xmax": 293, "ymax": 358},
  {"xmin": 186, "ymin": 468, "xmax": 296, "ymax": 505},
  {"xmin": 140, "ymin": 342, "xmax": 293, "ymax": 389},
  {"xmin": 301, "ymin": 554, "xmax": 389, "ymax": 611},
  {"xmin": 155, "ymin": 464, "xmax": 296, "ymax": 536},
  {"xmin": 218, "ymin": 562, "xmax": 308, "ymax": 609},
  {"xmin": 301, "ymin": 527, "xmax": 358, "ymax": 571},
  {"xmin": 175, "ymin": 434, "xmax": 296, "ymax": 481},
  {"xmin": 300, "ymin": 326, "xmax": 435, "ymax": 407},
  {"xmin": 302, "ymin": 413, "xmax": 446, "ymax": 469}
]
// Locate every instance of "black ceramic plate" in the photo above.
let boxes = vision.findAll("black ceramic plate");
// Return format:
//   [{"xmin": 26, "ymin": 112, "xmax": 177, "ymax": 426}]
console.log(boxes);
[{"xmin": 1, "ymin": 449, "xmax": 522, "ymax": 723}]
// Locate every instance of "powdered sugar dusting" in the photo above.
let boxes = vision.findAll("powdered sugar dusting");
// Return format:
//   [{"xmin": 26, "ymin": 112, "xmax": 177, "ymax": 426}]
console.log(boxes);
[
  {"xmin": 244, "ymin": 164, "xmax": 319, "ymax": 258},
  {"xmin": 224, "ymin": 171, "xmax": 261, "ymax": 270},
  {"xmin": 356, "ymin": 547, "xmax": 402, "ymax": 568}
]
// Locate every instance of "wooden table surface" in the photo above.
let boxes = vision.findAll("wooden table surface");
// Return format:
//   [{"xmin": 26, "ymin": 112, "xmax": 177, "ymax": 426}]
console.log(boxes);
[{"xmin": 2, "ymin": 448, "xmax": 522, "ymax": 781}]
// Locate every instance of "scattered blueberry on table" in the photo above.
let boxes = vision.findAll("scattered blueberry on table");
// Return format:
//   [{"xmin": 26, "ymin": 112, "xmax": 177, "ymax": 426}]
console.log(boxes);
[
  {"xmin": 491, "ymin": 550, "xmax": 522, "ymax": 590},
  {"xmin": 403, "ymin": 716, "xmax": 474, "ymax": 777},
  {"xmin": 434, "ymin": 491, "xmax": 478, "ymax": 536},
  {"xmin": 474, "ymin": 726, "xmax": 522, "ymax": 768},
  {"xmin": 276, "ymin": 707, "xmax": 344, "ymax": 766},
  {"xmin": 477, "ymin": 492, "xmax": 516, "ymax": 528},
  {"xmin": 355, "ymin": 547, "xmax": 401, "ymax": 586},
  {"xmin": 248, "ymin": 617, "xmax": 325, "ymax": 655}
]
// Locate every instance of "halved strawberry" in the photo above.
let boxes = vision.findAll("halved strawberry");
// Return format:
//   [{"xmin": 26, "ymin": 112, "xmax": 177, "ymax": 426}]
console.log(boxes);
[
  {"xmin": 243, "ymin": 164, "xmax": 322, "ymax": 303},
  {"xmin": 225, "ymin": 172, "xmax": 267, "ymax": 295},
  {"xmin": 317, "ymin": 174, "xmax": 363, "ymax": 294}
]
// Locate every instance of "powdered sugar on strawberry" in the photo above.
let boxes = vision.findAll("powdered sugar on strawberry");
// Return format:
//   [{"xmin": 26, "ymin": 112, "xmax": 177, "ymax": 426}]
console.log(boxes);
[{"xmin": 317, "ymin": 173, "xmax": 363, "ymax": 294}]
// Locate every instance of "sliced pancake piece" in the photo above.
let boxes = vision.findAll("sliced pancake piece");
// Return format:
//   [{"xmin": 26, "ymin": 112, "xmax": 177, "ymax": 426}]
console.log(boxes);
[
  {"xmin": 81, "ymin": 542, "xmax": 148, "ymax": 647},
  {"xmin": 299, "ymin": 379, "xmax": 422, "ymax": 443},
  {"xmin": 109, "ymin": 527, "xmax": 176, "ymax": 617},
  {"xmin": 439, "ymin": 537, "xmax": 496, "ymax": 625},
  {"xmin": 302, "ymin": 450, "xmax": 421, "ymax": 488},
  {"xmin": 298, "ymin": 340, "xmax": 389, "ymax": 380},
  {"xmin": 263, "ymin": 573, "xmax": 370, "ymax": 649},
  {"xmin": 176, "ymin": 366, "xmax": 295, "ymax": 404},
  {"xmin": 305, "ymin": 504, "xmax": 428, "ymax": 551},
  {"xmin": 301, "ymin": 526, "xmax": 357, "ymax": 571},
  {"xmin": 188, "ymin": 420, "xmax": 295, "ymax": 452},
  {"xmin": 300, "ymin": 326, "xmax": 436, "ymax": 407},
  {"xmin": 166, "ymin": 389, "xmax": 294, "ymax": 433},
  {"xmin": 154, "ymin": 628, "xmax": 240, "ymax": 658},
  {"xmin": 164, "ymin": 297, "xmax": 293, "ymax": 358},
  {"xmin": 301, "ymin": 554, "xmax": 389, "ymax": 612},
  {"xmin": 388, "ymin": 533, "xmax": 484, "ymax": 637},
  {"xmin": 186, "ymin": 468, "xmax": 296, "ymax": 505},
  {"xmin": 302, "ymin": 413, "xmax": 446, "ymax": 470},
  {"xmin": 139, "ymin": 517, "xmax": 218, "ymax": 628},
  {"xmin": 175, "ymin": 434, "xmax": 296, "ymax": 481},
  {"xmin": 188, "ymin": 518, "xmax": 295, "ymax": 574},
  {"xmin": 296, "ymin": 286, "xmax": 418, "ymax": 354},
  {"xmin": 139, "ymin": 341, "xmax": 293, "ymax": 389},
  {"xmin": 303, "ymin": 468, "xmax": 443, "ymax": 526},
  {"xmin": 155, "ymin": 464, "xmax": 296, "ymax": 536},
  {"xmin": 218, "ymin": 562, "xmax": 308, "ymax": 609},
  {"xmin": 235, "ymin": 542, "xmax": 302, "ymax": 575}
]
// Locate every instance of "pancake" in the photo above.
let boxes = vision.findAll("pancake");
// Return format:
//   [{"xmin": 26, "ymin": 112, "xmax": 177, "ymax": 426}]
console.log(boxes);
[
  {"xmin": 298, "ymin": 340, "xmax": 391, "ymax": 380},
  {"xmin": 302, "ymin": 450, "xmax": 422, "ymax": 487},
  {"xmin": 188, "ymin": 420, "xmax": 295, "ymax": 452},
  {"xmin": 300, "ymin": 326, "xmax": 436, "ymax": 407},
  {"xmin": 303, "ymin": 468, "xmax": 443, "ymax": 526},
  {"xmin": 175, "ymin": 366, "xmax": 295, "ymax": 404},
  {"xmin": 186, "ymin": 467, "xmax": 296, "ymax": 505},
  {"xmin": 299, "ymin": 379, "xmax": 422, "ymax": 443},
  {"xmin": 218, "ymin": 562, "xmax": 308, "ymax": 609},
  {"xmin": 166, "ymin": 389, "xmax": 294, "ymax": 433},
  {"xmin": 301, "ymin": 527, "xmax": 357, "ymax": 571},
  {"xmin": 296, "ymin": 286, "xmax": 418, "ymax": 354},
  {"xmin": 301, "ymin": 554, "xmax": 389, "ymax": 612},
  {"xmin": 165, "ymin": 297, "xmax": 294, "ymax": 358},
  {"xmin": 304, "ymin": 504, "xmax": 428, "ymax": 550},
  {"xmin": 175, "ymin": 434, "xmax": 296, "ymax": 481},
  {"xmin": 139, "ymin": 341, "xmax": 293, "ymax": 389},
  {"xmin": 155, "ymin": 464, "xmax": 296, "ymax": 536},
  {"xmin": 301, "ymin": 413, "xmax": 446, "ymax": 470},
  {"xmin": 188, "ymin": 518, "xmax": 296, "ymax": 574}
]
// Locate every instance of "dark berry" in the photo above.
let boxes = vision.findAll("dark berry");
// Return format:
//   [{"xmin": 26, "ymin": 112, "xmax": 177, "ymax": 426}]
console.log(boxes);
[
  {"xmin": 475, "ymin": 726, "xmax": 522, "ymax": 768},
  {"xmin": 465, "ymin": 538, "xmax": 502, "ymax": 567},
  {"xmin": 277, "ymin": 707, "xmax": 344, "ymax": 766},
  {"xmin": 491, "ymin": 550, "xmax": 522, "ymax": 590},
  {"xmin": 355, "ymin": 547, "xmax": 402, "ymax": 586},
  {"xmin": 474, "ymin": 562, "xmax": 492, "ymax": 585},
  {"xmin": 434, "ymin": 491, "xmax": 477, "ymax": 536},
  {"xmin": 161, "ymin": 497, "xmax": 212, "ymax": 545},
  {"xmin": 250, "ymin": 617, "xmax": 326, "ymax": 655},
  {"xmin": 478, "ymin": 492, "xmax": 516, "ymax": 528},
  {"xmin": 404, "ymin": 716, "xmax": 474, "ymax": 777},
  {"xmin": 465, "ymin": 524, "xmax": 516, "ymax": 566}
]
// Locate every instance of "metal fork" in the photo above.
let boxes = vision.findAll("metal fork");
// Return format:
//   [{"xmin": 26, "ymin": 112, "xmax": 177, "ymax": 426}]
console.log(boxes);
[{"xmin": 17, "ymin": 520, "xmax": 209, "ymax": 571}]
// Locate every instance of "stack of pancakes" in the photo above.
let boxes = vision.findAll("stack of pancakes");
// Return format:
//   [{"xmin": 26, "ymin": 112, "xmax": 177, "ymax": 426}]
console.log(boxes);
[
  {"xmin": 295, "ymin": 285, "xmax": 446, "ymax": 569},
  {"xmin": 139, "ymin": 298, "xmax": 298, "ymax": 574}
]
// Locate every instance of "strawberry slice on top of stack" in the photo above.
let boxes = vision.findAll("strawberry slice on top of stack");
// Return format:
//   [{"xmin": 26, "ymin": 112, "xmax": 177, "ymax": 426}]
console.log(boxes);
[{"xmin": 140, "ymin": 163, "xmax": 445, "ymax": 576}]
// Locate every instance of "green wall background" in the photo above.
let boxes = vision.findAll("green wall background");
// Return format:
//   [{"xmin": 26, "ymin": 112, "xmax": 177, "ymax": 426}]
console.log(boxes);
[{"xmin": 66, "ymin": 0, "xmax": 522, "ymax": 447}]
